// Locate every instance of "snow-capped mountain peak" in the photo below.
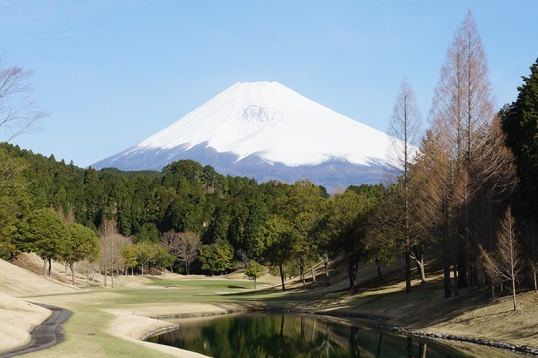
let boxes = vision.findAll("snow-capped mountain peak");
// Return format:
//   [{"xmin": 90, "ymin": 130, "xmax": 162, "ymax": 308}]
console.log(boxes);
[
  {"xmin": 129, "ymin": 81, "xmax": 389, "ymax": 166},
  {"xmin": 92, "ymin": 81, "xmax": 392, "ymax": 190}
]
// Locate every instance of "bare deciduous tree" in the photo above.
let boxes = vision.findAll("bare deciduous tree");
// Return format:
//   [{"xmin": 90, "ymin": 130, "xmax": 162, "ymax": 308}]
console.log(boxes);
[
  {"xmin": 98, "ymin": 219, "xmax": 130, "ymax": 287},
  {"xmin": 0, "ymin": 56, "xmax": 47, "ymax": 141},
  {"xmin": 160, "ymin": 230, "xmax": 201, "ymax": 275},
  {"xmin": 412, "ymin": 129, "xmax": 455, "ymax": 298},
  {"xmin": 479, "ymin": 206, "xmax": 522, "ymax": 310},
  {"xmin": 386, "ymin": 76, "xmax": 422, "ymax": 293},
  {"xmin": 429, "ymin": 10, "xmax": 496, "ymax": 297}
]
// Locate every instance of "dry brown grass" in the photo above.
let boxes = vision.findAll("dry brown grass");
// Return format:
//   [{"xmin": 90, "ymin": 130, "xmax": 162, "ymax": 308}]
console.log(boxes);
[{"xmin": 259, "ymin": 257, "xmax": 538, "ymax": 352}]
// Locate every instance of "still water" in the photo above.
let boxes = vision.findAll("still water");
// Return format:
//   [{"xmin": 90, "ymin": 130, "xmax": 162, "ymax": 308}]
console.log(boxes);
[{"xmin": 146, "ymin": 312, "xmax": 471, "ymax": 358}]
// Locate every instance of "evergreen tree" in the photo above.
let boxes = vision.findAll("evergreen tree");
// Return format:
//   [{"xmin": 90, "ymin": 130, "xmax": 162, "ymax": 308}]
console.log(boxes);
[
  {"xmin": 251, "ymin": 215, "xmax": 293, "ymax": 290},
  {"xmin": 61, "ymin": 222, "xmax": 99, "ymax": 285},
  {"xmin": 274, "ymin": 180, "xmax": 327, "ymax": 287},
  {"xmin": 17, "ymin": 208, "xmax": 67, "ymax": 277},
  {"xmin": 0, "ymin": 148, "xmax": 30, "ymax": 257},
  {"xmin": 199, "ymin": 239, "xmax": 234, "ymax": 275},
  {"xmin": 500, "ymin": 58, "xmax": 538, "ymax": 214}
]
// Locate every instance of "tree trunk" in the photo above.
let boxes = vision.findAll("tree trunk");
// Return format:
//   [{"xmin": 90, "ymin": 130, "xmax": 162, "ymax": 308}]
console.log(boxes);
[
  {"xmin": 300, "ymin": 258, "xmax": 305, "ymax": 287},
  {"xmin": 104, "ymin": 271, "xmax": 107, "ymax": 287},
  {"xmin": 48, "ymin": 257, "xmax": 52, "ymax": 277},
  {"xmin": 457, "ymin": 239, "xmax": 467, "ymax": 289},
  {"xmin": 111, "ymin": 269, "xmax": 114, "ymax": 288},
  {"xmin": 375, "ymin": 257, "xmax": 382, "ymax": 281},
  {"xmin": 512, "ymin": 282, "xmax": 517, "ymax": 310},
  {"xmin": 347, "ymin": 260, "xmax": 354, "ymax": 290},
  {"xmin": 324, "ymin": 259, "xmax": 330, "ymax": 287},
  {"xmin": 348, "ymin": 258, "xmax": 359, "ymax": 292},
  {"xmin": 405, "ymin": 249, "xmax": 412, "ymax": 293},
  {"xmin": 279, "ymin": 264, "xmax": 286, "ymax": 290},
  {"xmin": 254, "ymin": 277, "xmax": 257, "ymax": 289},
  {"xmin": 414, "ymin": 256, "xmax": 427, "ymax": 284},
  {"xmin": 310, "ymin": 261, "xmax": 316, "ymax": 283},
  {"xmin": 453, "ymin": 263, "xmax": 459, "ymax": 295},
  {"xmin": 443, "ymin": 252, "xmax": 451, "ymax": 299},
  {"xmin": 42, "ymin": 257, "xmax": 47, "ymax": 277},
  {"xmin": 70, "ymin": 263, "xmax": 75, "ymax": 286}
]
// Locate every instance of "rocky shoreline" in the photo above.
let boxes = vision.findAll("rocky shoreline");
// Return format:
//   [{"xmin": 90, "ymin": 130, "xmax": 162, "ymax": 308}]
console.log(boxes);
[{"xmin": 370, "ymin": 323, "xmax": 538, "ymax": 356}]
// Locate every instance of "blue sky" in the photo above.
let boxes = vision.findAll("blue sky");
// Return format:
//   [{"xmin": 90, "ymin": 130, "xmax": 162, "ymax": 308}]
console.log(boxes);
[{"xmin": 3, "ymin": 0, "xmax": 537, "ymax": 168}]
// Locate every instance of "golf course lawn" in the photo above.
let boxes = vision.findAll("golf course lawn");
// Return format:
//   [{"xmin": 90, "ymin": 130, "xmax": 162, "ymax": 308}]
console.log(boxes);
[{"xmin": 0, "ymin": 255, "xmax": 535, "ymax": 357}]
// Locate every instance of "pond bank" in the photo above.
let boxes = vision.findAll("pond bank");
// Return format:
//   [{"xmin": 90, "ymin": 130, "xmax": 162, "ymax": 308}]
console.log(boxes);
[{"xmin": 140, "ymin": 304, "xmax": 532, "ymax": 358}]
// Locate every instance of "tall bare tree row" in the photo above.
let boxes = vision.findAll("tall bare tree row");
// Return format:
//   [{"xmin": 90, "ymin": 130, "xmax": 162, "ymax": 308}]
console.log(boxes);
[
  {"xmin": 422, "ymin": 10, "xmax": 517, "ymax": 297},
  {"xmin": 378, "ymin": 10, "xmax": 519, "ymax": 298}
]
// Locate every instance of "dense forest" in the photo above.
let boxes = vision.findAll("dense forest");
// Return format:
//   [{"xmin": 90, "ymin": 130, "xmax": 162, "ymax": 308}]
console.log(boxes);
[{"xmin": 1, "ymin": 11, "xmax": 538, "ymax": 307}]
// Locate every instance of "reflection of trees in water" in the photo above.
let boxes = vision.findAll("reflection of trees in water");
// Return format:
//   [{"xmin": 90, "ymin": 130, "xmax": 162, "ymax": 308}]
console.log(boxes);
[
  {"xmin": 147, "ymin": 313, "xmax": 458, "ymax": 358},
  {"xmin": 375, "ymin": 332, "xmax": 383, "ymax": 358},
  {"xmin": 349, "ymin": 326, "xmax": 361, "ymax": 357},
  {"xmin": 418, "ymin": 342, "xmax": 428, "ymax": 358},
  {"xmin": 315, "ymin": 324, "xmax": 333, "ymax": 358}
]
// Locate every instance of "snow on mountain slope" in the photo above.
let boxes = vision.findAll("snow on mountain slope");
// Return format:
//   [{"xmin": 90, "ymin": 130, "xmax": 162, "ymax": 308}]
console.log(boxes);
[
  {"xmin": 92, "ymin": 81, "xmax": 393, "ymax": 189},
  {"xmin": 129, "ymin": 81, "xmax": 389, "ymax": 167}
]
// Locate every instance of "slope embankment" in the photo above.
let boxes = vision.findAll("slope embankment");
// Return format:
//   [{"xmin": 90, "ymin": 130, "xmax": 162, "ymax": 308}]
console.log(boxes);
[{"xmin": 0, "ymin": 257, "xmax": 77, "ymax": 352}]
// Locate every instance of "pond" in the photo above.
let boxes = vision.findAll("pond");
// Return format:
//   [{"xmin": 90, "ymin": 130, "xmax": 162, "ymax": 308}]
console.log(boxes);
[{"xmin": 145, "ymin": 312, "xmax": 472, "ymax": 357}]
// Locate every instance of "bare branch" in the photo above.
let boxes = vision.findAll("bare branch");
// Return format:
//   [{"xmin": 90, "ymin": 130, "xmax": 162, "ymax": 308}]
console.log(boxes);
[
  {"xmin": 160, "ymin": 230, "xmax": 202, "ymax": 275},
  {"xmin": 0, "ymin": 55, "xmax": 47, "ymax": 142}
]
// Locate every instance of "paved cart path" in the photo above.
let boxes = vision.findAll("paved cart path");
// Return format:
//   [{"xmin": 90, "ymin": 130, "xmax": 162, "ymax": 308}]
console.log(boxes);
[{"xmin": 0, "ymin": 304, "xmax": 72, "ymax": 358}]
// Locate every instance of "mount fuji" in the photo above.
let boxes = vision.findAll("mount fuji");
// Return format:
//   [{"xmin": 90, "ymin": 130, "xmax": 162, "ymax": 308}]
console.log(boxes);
[{"xmin": 92, "ymin": 81, "xmax": 391, "ymax": 190}]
